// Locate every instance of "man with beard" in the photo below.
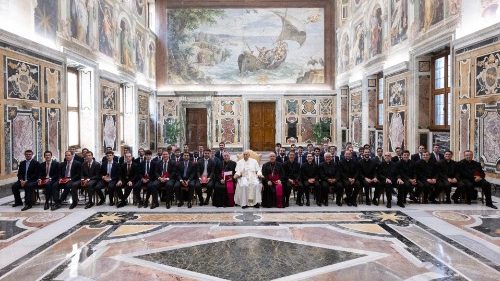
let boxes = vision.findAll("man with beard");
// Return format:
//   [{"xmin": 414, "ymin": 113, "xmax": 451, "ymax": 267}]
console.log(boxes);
[
  {"xmin": 438, "ymin": 150, "xmax": 458, "ymax": 204},
  {"xmin": 299, "ymin": 153, "xmax": 319, "ymax": 206},
  {"xmin": 359, "ymin": 148, "xmax": 380, "ymax": 205},
  {"xmin": 378, "ymin": 152, "xmax": 400, "ymax": 208},
  {"xmin": 415, "ymin": 151, "xmax": 439, "ymax": 204},
  {"xmin": 396, "ymin": 150, "xmax": 418, "ymax": 204},
  {"xmin": 283, "ymin": 151, "xmax": 301, "ymax": 207}
]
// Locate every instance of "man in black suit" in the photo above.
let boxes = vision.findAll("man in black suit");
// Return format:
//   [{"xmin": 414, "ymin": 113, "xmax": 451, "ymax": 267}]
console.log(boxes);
[
  {"xmin": 81, "ymin": 151, "xmax": 102, "ymax": 209},
  {"xmin": 101, "ymin": 146, "xmax": 118, "ymax": 163},
  {"xmin": 213, "ymin": 151, "xmax": 237, "ymax": 207},
  {"xmin": 415, "ymin": 151, "xmax": 438, "ymax": 204},
  {"xmin": 52, "ymin": 151, "xmax": 82, "ymax": 210},
  {"xmin": 457, "ymin": 150, "xmax": 497, "ymax": 209},
  {"xmin": 276, "ymin": 147, "xmax": 288, "ymax": 163},
  {"xmin": 438, "ymin": 150, "xmax": 458, "ymax": 204},
  {"xmin": 299, "ymin": 153, "xmax": 319, "ymax": 206},
  {"xmin": 378, "ymin": 152, "xmax": 399, "ymax": 208},
  {"xmin": 313, "ymin": 147, "xmax": 324, "ymax": 166},
  {"xmin": 95, "ymin": 151, "xmax": 121, "ymax": 206},
  {"xmin": 340, "ymin": 150, "xmax": 361, "ymax": 206},
  {"xmin": 134, "ymin": 150, "xmax": 156, "ymax": 208},
  {"xmin": 171, "ymin": 148, "xmax": 182, "ymax": 163},
  {"xmin": 430, "ymin": 144, "xmax": 444, "ymax": 163},
  {"xmin": 359, "ymin": 148, "xmax": 380, "ymax": 205},
  {"xmin": 134, "ymin": 148, "xmax": 146, "ymax": 164},
  {"xmin": 283, "ymin": 151, "xmax": 301, "ymax": 207},
  {"xmin": 38, "ymin": 150, "xmax": 59, "ymax": 210},
  {"xmin": 296, "ymin": 146, "xmax": 306, "ymax": 166},
  {"xmin": 391, "ymin": 147, "xmax": 403, "ymax": 162},
  {"xmin": 396, "ymin": 150, "xmax": 418, "ymax": 204},
  {"xmin": 153, "ymin": 150, "xmax": 176, "ymax": 208},
  {"xmin": 183, "ymin": 144, "xmax": 194, "ymax": 160},
  {"xmin": 214, "ymin": 142, "xmax": 225, "ymax": 161},
  {"xmin": 195, "ymin": 149, "xmax": 217, "ymax": 206},
  {"xmin": 411, "ymin": 145, "xmax": 426, "ymax": 162},
  {"xmin": 319, "ymin": 152, "xmax": 341, "ymax": 206},
  {"xmin": 175, "ymin": 151, "xmax": 196, "ymax": 208},
  {"xmin": 118, "ymin": 146, "xmax": 133, "ymax": 164},
  {"xmin": 374, "ymin": 147, "xmax": 384, "ymax": 164},
  {"xmin": 152, "ymin": 147, "xmax": 163, "ymax": 163},
  {"xmin": 69, "ymin": 146, "xmax": 84, "ymax": 163},
  {"xmin": 340, "ymin": 142, "xmax": 358, "ymax": 161},
  {"xmin": 12, "ymin": 149, "xmax": 39, "ymax": 211},
  {"xmin": 116, "ymin": 152, "xmax": 140, "ymax": 208}
]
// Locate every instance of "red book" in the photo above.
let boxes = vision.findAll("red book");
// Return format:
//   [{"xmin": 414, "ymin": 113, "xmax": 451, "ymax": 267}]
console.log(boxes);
[
  {"xmin": 162, "ymin": 171, "xmax": 169, "ymax": 179},
  {"xmin": 59, "ymin": 177, "xmax": 70, "ymax": 184},
  {"xmin": 473, "ymin": 171, "xmax": 482, "ymax": 178},
  {"xmin": 39, "ymin": 178, "xmax": 50, "ymax": 186}
]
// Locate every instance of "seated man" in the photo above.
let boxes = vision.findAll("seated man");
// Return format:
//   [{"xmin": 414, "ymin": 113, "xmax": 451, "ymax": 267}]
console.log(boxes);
[
  {"xmin": 340, "ymin": 150, "xmax": 361, "ymax": 206},
  {"xmin": 458, "ymin": 150, "xmax": 497, "ymax": 209},
  {"xmin": 116, "ymin": 152, "xmax": 140, "ymax": 208},
  {"xmin": 101, "ymin": 146, "xmax": 118, "ymax": 163},
  {"xmin": 81, "ymin": 151, "xmax": 102, "ymax": 209},
  {"xmin": 438, "ymin": 150, "xmax": 458, "ymax": 204},
  {"xmin": 396, "ymin": 150, "xmax": 417, "ymax": 204},
  {"xmin": 118, "ymin": 146, "xmax": 133, "ymax": 164},
  {"xmin": 52, "ymin": 151, "xmax": 82, "ymax": 210},
  {"xmin": 95, "ymin": 151, "xmax": 120, "ymax": 206},
  {"xmin": 283, "ymin": 151, "xmax": 301, "ymax": 207},
  {"xmin": 38, "ymin": 150, "xmax": 59, "ymax": 210},
  {"xmin": 319, "ymin": 152, "xmax": 341, "ymax": 206},
  {"xmin": 234, "ymin": 150, "xmax": 263, "ymax": 209},
  {"xmin": 12, "ymin": 149, "xmax": 39, "ymax": 211},
  {"xmin": 213, "ymin": 151, "xmax": 236, "ymax": 207},
  {"xmin": 153, "ymin": 150, "xmax": 176, "ymax": 209},
  {"xmin": 416, "ymin": 151, "xmax": 438, "ymax": 204},
  {"xmin": 174, "ymin": 151, "xmax": 196, "ymax": 208},
  {"xmin": 378, "ymin": 152, "xmax": 400, "ymax": 208},
  {"xmin": 299, "ymin": 153, "xmax": 319, "ymax": 206},
  {"xmin": 359, "ymin": 148, "xmax": 380, "ymax": 205},
  {"xmin": 261, "ymin": 152, "xmax": 286, "ymax": 208},
  {"xmin": 134, "ymin": 150, "xmax": 156, "ymax": 208},
  {"xmin": 195, "ymin": 149, "xmax": 218, "ymax": 206}
]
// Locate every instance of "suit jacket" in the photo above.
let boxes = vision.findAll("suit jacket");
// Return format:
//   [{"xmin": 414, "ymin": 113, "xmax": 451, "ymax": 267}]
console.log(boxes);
[
  {"xmin": 60, "ymin": 160, "xmax": 82, "ymax": 181},
  {"xmin": 120, "ymin": 161, "xmax": 140, "ymax": 183},
  {"xmin": 283, "ymin": 160, "xmax": 301, "ymax": 181},
  {"xmin": 396, "ymin": 159, "xmax": 416, "ymax": 181},
  {"xmin": 100, "ymin": 161, "xmax": 121, "ymax": 181},
  {"xmin": 134, "ymin": 156, "xmax": 145, "ymax": 165},
  {"xmin": 196, "ymin": 158, "xmax": 218, "ymax": 180},
  {"xmin": 358, "ymin": 158, "xmax": 378, "ymax": 179},
  {"xmin": 300, "ymin": 162, "xmax": 319, "ymax": 182},
  {"xmin": 430, "ymin": 152, "xmax": 444, "ymax": 163},
  {"xmin": 17, "ymin": 159, "xmax": 40, "ymax": 181},
  {"xmin": 119, "ymin": 155, "xmax": 135, "ymax": 164},
  {"xmin": 313, "ymin": 155, "xmax": 324, "ymax": 166},
  {"xmin": 214, "ymin": 150, "xmax": 224, "ymax": 161},
  {"xmin": 138, "ymin": 160, "xmax": 156, "ymax": 179},
  {"xmin": 391, "ymin": 155, "xmax": 402, "ymax": 162},
  {"xmin": 276, "ymin": 154, "xmax": 289, "ymax": 163},
  {"xmin": 411, "ymin": 153, "xmax": 423, "ymax": 162},
  {"xmin": 319, "ymin": 161, "xmax": 340, "ymax": 181},
  {"xmin": 415, "ymin": 160, "xmax": 437, "ymax": 181},
  {"xmin": 373, "ymin": 155, "xmax": 384, "ymax": 165},
  {"xmin": 377, "ymin": 160, "xmax": 397, "ymax": 182},
  {"xmin": 176, "ymin": 160, "xmax": 196, "ymax": 181},
  {"xmin": 39, "ymin": 160, "xmax": 59, "ymax": 180},
  {"xmin": 154, "ymin": 159, "xmax": 177, "ymax": 179},
  {"xmin": 458, "ymin": 159, "xmax": 484, "ymax": 181},
  {"xmin": 340, "ymin": 151, "xmax": 358, "ymax": 161},
  {"xmin": 339, "ymin": 158, "xmax": 359, "ymax": 180},
  {"xmin": 81, "ymin": 160, "xmax": 101, "ymax": 180},
  {"xmin": 101, "ymin": 155, "xmax": 118, "ymax": 164},
  {"xmin": 437, "ymin": 159, "xmax": 459, "ymax": 182},
  {"xmin": 295, "ymin": 153, "xmax": 307, "ymax": 166}
]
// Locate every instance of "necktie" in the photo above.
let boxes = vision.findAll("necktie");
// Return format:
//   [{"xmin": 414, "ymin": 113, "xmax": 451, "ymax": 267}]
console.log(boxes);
[
  {"xmin": 316, "ymin": 157, "xmax": 319, "ymax": 166},
  {"xmin": 203, "ymin": 160, "xmax": 208, "ymax": 176},
  {"xmin": 66, "ymin": 161, "xmax": 71, "ymax": 178},
  {"xmin": 25, "ymin": 160, "xmax": 30, "ymax": 180},
  {"xmin": 140, "ymin": 157, "xmax": 144, "ymax": 163},
  {"xmin": 88, "ymin": 161, "xmax": 91, "ymax": 170},
  {"xmin": 146, "ymin": 161, "xmax": 150, "ymax": 174},
  {"xmin": 127, "ymin": 163, "xmax": 131, "ymax": 174},
  {"xmin": 435, "ymin": 153, "xmax": 439, "ymax": 161},
  {"xmin": 299, "ymin": 155, "xmax": 302, "ymax": 165},
  {"xmin": 184, "ymin": 161, "xmax": 188, "ymax": 178},
  {"xmin": 46, "ymin": 162, "xmax": 50, "ymax": 178},
  {"xmin": 163, "ymin": 161, "xmax": 167, "ymax": 172}
]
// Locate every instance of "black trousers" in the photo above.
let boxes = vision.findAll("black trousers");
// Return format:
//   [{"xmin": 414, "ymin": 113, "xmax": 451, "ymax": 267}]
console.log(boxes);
[
  {"xmin": 155, "ymin": 179, "xmax": 175, "ymax": 204},
  {"xmin": 82, "ymin": 180, "xmax": 99, "ymax": 203},
  {"xmin": 94, "ymin": 180, "xmax": 118, "ymax": 203},
  {"xmin": 317, "ymin": 181, "xmax": 333, "ymax": 204},
  {"xmin": 195, "ymin": 180, "xmax": 214, "ymax": 204},
  {"xmin": 342, "ymin": 179, "xmax": 361, "ymax": 204},
  {"xmin": 12, "ymin": 180, "xmax": 38, "ymax": 205},
  {"xmin": 53, "ymin": 180, "xmax": 80, "ymax": 204},
  {"xmin": 361, "ymin": 179, "xmax": 380, "ymax": 202},
  {"xmin": 298, "ymin": 181, "xmax": 319, "ymax": 204},
  {"xmin": 174, "ymin": 181, "xmax": 195, "ymax": 203},
  {"xmin": 133, "ymin": 180, "xmax": 155, "ymax": 204},
  {"xmin": 458, "ymin": 179, "xmax": 493, "ymax": 205},
  {"xmin": 438, "ymin": 180, "xmax": 454, "ymax": 201},
  {"xmin": 417, "ymin": 180, "xmax": 437, "ymax": 202}
]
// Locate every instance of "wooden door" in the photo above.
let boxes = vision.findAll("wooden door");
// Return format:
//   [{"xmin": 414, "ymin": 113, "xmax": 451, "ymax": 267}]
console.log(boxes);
[
  {"xmin": 249, "ymin": 102, "xmax": 275, "ymax": 151},
  {"xmin": 186, "ymin": 108, "xmax": 207, "ymax": 150}
]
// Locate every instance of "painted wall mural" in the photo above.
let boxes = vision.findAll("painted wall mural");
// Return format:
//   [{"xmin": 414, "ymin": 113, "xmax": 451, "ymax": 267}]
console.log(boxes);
[
  {"xmin": 70, "ymin": 0, "xmax": 96, "ymax": 45},
  {"xmin": 388, "ymin": 78, "xmax": 406, "ymax": 107},
  {"xmin": 475, "ymin": 51, "xmax": 500, "ymax": 96},
  {"xmin": 390, "ymin": 0, "xmax": 408, "ymax": 46},
  {"xmin": 353, "ymin": 22, "xmax": 365, "ymax": 65},
  {"xmin": 350, "ymin": 89, "xmax": 362, "ymax": 147},
  {"xmin": 34, "ymin": 0, "xmax": 58, "ymax": 40},
  {"xmin": 120, "ymin": 18, "xmax": 134, "ymax": 69},
  {"xmin": 136, "ymin": 29, "xmax": 146, "ymax": 73},
  {"xmin": 418, "ymin": 0, "xmax": 444, "ymax": 32},
  {"xmin": 102, "ymin": 114, "xmax": 117, "ymax": 150},
  {"xmin": 100, "ymin": 79, "xmax": 120, "ymax": 152},
  {"xmin": 102, "ymin": 85, "xmax": 116, "ymax": 110},
  {"xmin": 98, "ymin": 0, "xmax": 116, "ymax": 57},
  {"xmin": 166, "ymin": 8, "xmax": 325, "ymax": 85},
  {"xmin": 6, "ymin": 58, "xmax": 39, "ymax": 101},
  {"xmin": 388, "ymin": 111, "xmax": 405, "ymax": 152},
  {"xmin": 369, "ymin": 6, "xmax": 383, "ymax": 57},
  {"xmin": 46, "ymin": 108, "xmax": 61, "ymax": 158}
]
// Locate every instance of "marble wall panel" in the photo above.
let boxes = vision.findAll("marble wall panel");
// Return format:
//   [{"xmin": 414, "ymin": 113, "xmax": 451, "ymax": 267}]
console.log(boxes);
[
  {"xmin": 459, "ymin": 104, "xmax": 470, "ymax": 155},
  {"xmin": 102, "ymin": 113, "xmax": 117, "ymax": 150},
  {"xmin": 212, "ymin": 98, "xmax": 242, "ymax": 146},
  {"xmin": 458, "ymin": 59, "xmax": 471, "ymax": 98},
  {"xmin": 46, "ymin": 108, "xmax": 61, "ymax": 158},
  {"xmin": 418, "ymin": 75, "xmax": 430, "ymax": 127},
  {"xmin": 475, "ymin": 102, "xmax": 500, "ymax": 172},
  {"xmin": 301, "ymin": 99, "xmax": 318, "ymax": 115},
  {"xmin": 138, "ymin": 91, "xmax": 151, "ymax": 149},
  {"xmin": 6, "ymin": 58, "xmax": 40, "ymax": 101},
  {"xmin": 388, "ymin": 111, "xmax": 405, "ymax": 152},
  {"xmin": 221, "ymin": 118, "xmax": 236, "ymax": 143},
  {"xmin": 368, "ymin": 88, "xmax": 377, "ymax": 128},
  {"xmin": 350, "ymin": 90, "xmax": 362, "ymax": 146},
  {"xmin": 418, "ymin": 0, "xmax": 445, "ymax": 32},
  {"xmin": 102, "ymin": 85, "xmax": 117, "ymax": 110},
  {"xmin": 341, "ymin": 95, "xmax": 348, "ymax": 128},
  {"xmin": 388, "ymin": 78, "xmax": 406, "ymax": 107},
  {"xmin": 301, "ymin": 117, "xmax": 316, "ymax": 143},
  {"xmin": 475, "ymin": 51, "xmax": 500, "ymax": 96},
  {"xmin": 390, "ymin": 0, "xmax": 408, "ymax": 46},
  {"xmin": 44, "ymin": 68, "xmax": 61, "ymax": 104}
]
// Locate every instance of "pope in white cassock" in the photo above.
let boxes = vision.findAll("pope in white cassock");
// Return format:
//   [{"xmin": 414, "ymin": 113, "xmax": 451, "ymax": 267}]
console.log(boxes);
[{"xmin": 234, "ymin": 150, "xmax": 263, "ymax": 208}]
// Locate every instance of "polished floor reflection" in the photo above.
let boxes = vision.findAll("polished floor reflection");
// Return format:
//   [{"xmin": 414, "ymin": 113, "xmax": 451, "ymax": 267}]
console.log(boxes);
[{"xmin": 0, "ymin": 196, "xmax": 499, "ymax": 281}]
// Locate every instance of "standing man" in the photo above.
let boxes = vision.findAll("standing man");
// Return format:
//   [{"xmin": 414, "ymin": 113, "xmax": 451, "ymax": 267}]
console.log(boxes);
[
  {"xmin": 38, "ymin": 151, "xmax": 59, "ymax": 210},
  {"xmin": 195, "ymin": 149, "xmax": 217, "ymax": 206},
  {"xmin": 82, "ymin": 151, "xmax": 102, "ymax": 209},
  {"xmin": 233, "ymin": 150, "xmax": 263, "ymax": 209},
  {"xmin": 391, "ymin": 147, "xmax": 403, "ymax": 162},
  {"xmin": 430, "ymin": 144, "xmax": 444, "ymax": 163},
  {"xmin": 215, "ymin": 142, "xmax": 225, "ymax": 161},
  {"xmin": 12, "ymin": 150, "xmax": 39, "ymax": 211},
  {"xmin": 276, "ymin": 147, "xmax": 288, "ymax": 163},
  {"xmin": 134, "ymin": 148, "xmax": 146, "ymax": 164},
  {"xmin": 458, "ymin": 150, "xmax": 497, "ymax": 209},
  {"xmin": 411, "ymin": 145, "xmax": 426, "ymax": 162}
]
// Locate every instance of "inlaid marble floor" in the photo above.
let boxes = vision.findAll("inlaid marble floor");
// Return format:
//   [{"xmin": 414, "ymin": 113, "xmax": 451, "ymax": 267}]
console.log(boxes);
[{"xmin": 0, "ymin": 195, "xmax": 499, "ymax": 281}]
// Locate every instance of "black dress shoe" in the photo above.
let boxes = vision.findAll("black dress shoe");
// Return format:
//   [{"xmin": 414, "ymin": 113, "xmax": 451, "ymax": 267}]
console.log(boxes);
[
  {"xmin": 346, "ymin": 202, "xmax": 352, "ymax": 206},
  {"xmin": 254, "ymin": 203, "xmax": 260, "ymax": 208},
  {"xmin": 51, "ymin": 203, "xmax": 61, "ymax": 211},
  {"xmin": 69, "ymin": 202, "xmax": 77, "ymax": 209},
  {"xmin": 324, "ymin": 202, "xmax": 328, "ymax": 206},
  {"xmin": 12, "ymin": 202, "xmax": 23, "ymax": 207},
  {"xmin": 117, "ymin": 201, "xmax": 126, "ymax": 208},
  {"xmin": 242, "ymin": 205, "xmax": 249, "ymax": 209},
  {"xmin": 305, "ymin": 201, "xmax": 310, "ymax": 206},
  {"xmin": 85, "ymin": 202, "xmax": 94, "ymax": 209},
  {"xmin": 109, "ymin": 201, "xmax": 115, "ymax": 206},
  {"xmin": 96, "ymin": 199, "xmax": 105, "ymax": 206},
  {"xmin": 177, "ymin": 202, "xmax": 184, "ymax": 207},
  {"xmin": 366, "ymin": 200, "xmax": 372, "ymax": 206},
  {"xmin": 166, "ymin": 203, "xmax": 171, "ymax": 209},
  {"xmin": 188, "ymin": 202, "xmax": 192, "ymax": 208},
  {"xmin": 486, "ymin": 204, "xmax": 498, "ymax": 209},
  {"xmin": 21, "ymin": 204, "xmax": 32, "ymax": 211},
  {"xmin": 336, "ymin": 201, "xmax": 342, "ymax": 206},
  {"xmin": 143, "ymin": 201, "xmax": 149, "ymax": 208},
  {"xmin": 386, "ymin": 202, "xmax": 392, "ymax": 208},
  {"xmin": 397, "ymin": 202, "xmax": 405, "ymax": 208},
  {"xmin": 445, "ymin": 199, "xmax": 452, "ymax": 204},
  {"xmin": 372, "ymin": 199, "xmax": 379, "ymax": 206},
  {"xmin": 44, "ymin": 202, "xmax": 50, "ymax": 210},
  {"xmin": 352, "ymin": 202, "xmax": 358, "ymax": 207},
  {"xmin": 150, "ymin": 203, "xmax": 159, "ymax": 209}
]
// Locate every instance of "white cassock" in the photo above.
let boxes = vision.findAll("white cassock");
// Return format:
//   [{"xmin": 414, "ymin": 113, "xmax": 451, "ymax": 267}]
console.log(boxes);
[{"xmin": 234, "ymin": 158, "xmax": 262, "ymax": 206}]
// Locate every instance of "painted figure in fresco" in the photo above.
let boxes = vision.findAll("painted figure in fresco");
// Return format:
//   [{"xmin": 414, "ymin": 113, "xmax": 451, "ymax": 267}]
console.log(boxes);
[
  {"xmin": 148, "ymin": 42, "xmax": 156, "ymax": 78},
  {"xmin": 422, "ymin": 0, "xmax": 435, "ymax": 31},
  {"xmin": 136, "ymin": 32, "xmax": 145, "ymax": 73},
  {"xmin": 341, "ymin": 35, "xmax": 349, "ymax": 71},
  {"xmin": 136, "ymin": 0, "xmax": 145, "ymax": 16},
  {"xmin": 391, "ymin": 0, "xmax": 407, "ymax": 45},
  {"xmin": 353, "ymin": 24, "xmax": 364, "ymax": 65},
  {"xmin": 120, "ymin": 22, "xmax": 134, "ymax": 68},
  {"xmin": 71, "ymin": 0, "xmax": 90, "ymax": 43},
  {"xmin": 370, "ymin": 7, "xmax": 382, "ymax": 57},
  {"xmin": 99, "ymin": 3, "xmax": 115, "ymax": 56},
  {"xmin": 103, "ymin": 115, "xmax": 117, "ymax": 150}
]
